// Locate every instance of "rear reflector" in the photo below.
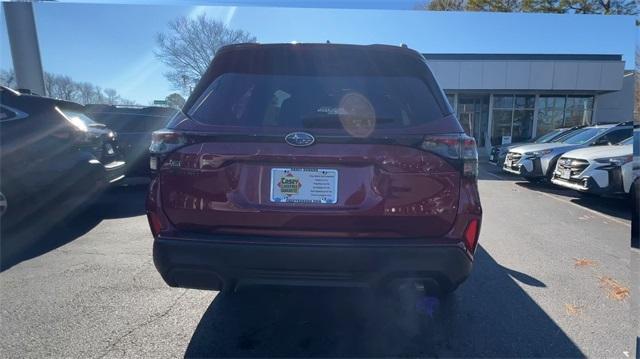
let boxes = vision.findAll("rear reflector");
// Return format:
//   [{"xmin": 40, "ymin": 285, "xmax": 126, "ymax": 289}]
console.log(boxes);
[
  {"xmin": 147, "ymin": 211, "xmax": 164, "ymax": 237},
  {"xmin": 463, "ymin": 219, "xmax": 480, "ymax": 253}
]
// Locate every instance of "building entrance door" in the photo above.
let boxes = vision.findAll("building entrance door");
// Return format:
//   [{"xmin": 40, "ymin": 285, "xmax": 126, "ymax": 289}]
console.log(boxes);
[{"xmin": 457, "ymin": 95, "xmax": 489, "ymax": 148}]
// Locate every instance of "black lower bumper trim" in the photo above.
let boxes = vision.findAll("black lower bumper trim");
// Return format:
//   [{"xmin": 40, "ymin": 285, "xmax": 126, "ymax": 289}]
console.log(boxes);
[{"xmin": 153, "ymin": 234, "xmax": 472, "ymax": 292}]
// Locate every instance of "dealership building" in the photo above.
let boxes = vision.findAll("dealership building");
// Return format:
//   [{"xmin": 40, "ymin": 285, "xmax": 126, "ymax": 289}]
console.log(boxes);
[{"xmin": 423, "ymin": 53, "xmax": 634, "ymax": 153}]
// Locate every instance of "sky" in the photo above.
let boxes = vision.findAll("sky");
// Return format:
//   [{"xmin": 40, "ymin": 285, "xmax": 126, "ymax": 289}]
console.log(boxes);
[{"xmin": 0, "ymin": 1, "xmax": 636, "ymax": 105}]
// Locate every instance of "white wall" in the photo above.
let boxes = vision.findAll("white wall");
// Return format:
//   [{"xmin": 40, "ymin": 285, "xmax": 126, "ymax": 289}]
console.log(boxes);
[
  {"xmin": 593, "ymin": 73, "xmax": 634, "ymax": 123},
  {"xmin": 427, "ymin": 59, "xmax": 625, "ymax": 92}
]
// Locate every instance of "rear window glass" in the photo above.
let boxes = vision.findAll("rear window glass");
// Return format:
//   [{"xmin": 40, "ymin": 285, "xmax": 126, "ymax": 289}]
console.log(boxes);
[{"xmin": 188, "ymin": 73, "xmax": 443, "ymax": 135}]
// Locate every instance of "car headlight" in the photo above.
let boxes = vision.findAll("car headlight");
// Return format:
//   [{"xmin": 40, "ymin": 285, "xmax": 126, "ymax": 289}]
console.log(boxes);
[
  {"xmin": 594, "ymin": 155, "xmax": 632, "ymax": 166},
  {"xmin": 524, "ymin": 149, "xmax": 552, "ymax": 157}
]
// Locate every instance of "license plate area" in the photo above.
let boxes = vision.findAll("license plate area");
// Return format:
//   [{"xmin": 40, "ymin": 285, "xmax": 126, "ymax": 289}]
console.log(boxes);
[
  {"xmin": 561, "ymin": 168, "xmax": 571, "ymax": 180},
  {"xmin": 270, "ymin": 168, "xmax": 338, "ymax": 204}
]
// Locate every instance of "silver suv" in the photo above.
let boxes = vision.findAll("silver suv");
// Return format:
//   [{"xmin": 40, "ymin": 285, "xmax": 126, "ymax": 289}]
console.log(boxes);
[{"xmin": 502, "ymin": 122, "xmax": 633, "ymax": 182}]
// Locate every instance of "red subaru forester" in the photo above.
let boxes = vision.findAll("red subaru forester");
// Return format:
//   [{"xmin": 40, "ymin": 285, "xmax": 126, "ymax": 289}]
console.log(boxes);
[{"xmin": 147, "ymin": 43, "xmax": 482, "ymax": 294}]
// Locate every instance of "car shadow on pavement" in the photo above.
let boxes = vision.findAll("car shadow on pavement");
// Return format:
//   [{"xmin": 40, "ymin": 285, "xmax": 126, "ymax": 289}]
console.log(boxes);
[
  {"xmin": 515, "ymin": 181, "xmax": 631, "ymax": 221},
  {"xmin": 185, "ymin": 246, "xmax": 582, "ymax": 358},
  {"xmin": 477, "ymin": 162, "xmax": 518, "ymax": 181},
  {"xmin": 0, "ymin": 184, "xmax": 148, "ymax": 271}
]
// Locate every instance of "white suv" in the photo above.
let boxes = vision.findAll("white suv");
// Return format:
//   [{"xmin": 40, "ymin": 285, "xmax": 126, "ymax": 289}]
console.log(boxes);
[
  {"xmin": 503, "ymin": 122, "xmax": 634, "ymax": 182},
  {"xmin": 550, "ymin": 132, "xmax": 635, "ymax": 197}
]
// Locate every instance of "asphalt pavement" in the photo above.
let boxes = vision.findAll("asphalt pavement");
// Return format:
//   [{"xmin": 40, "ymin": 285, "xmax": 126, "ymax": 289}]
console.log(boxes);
[{"xmin": 0, "ymin": 162, "xmax": 634, "ymax": 358}]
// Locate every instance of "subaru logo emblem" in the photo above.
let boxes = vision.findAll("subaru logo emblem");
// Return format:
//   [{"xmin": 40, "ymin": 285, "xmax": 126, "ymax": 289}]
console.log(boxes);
[{"xmin": 285, "ymin": 132, "xmax": 315, "ymax": 147}]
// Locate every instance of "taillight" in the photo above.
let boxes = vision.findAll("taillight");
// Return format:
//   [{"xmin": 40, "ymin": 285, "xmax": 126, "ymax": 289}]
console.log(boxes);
[
  {"xmin": 463, "ymin": 218, "xmax": 480, "ymax": 253},
  {"xmin": 421, "ymin": 134, "xmax": 478, "ymax": 178},
  {"xmin": 150, "ymin": 129, "xmax": 187, "ymax": 154},
  {"xmin": 149, "ymin": 129, "xmax": 188, "ymax": 170},
  {"xmin": 147, "ymin": 211, "xmax": 164, "ymax": 237}
]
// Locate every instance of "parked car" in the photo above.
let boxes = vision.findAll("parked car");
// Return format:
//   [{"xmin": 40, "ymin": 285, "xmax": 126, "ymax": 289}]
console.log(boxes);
[
  {"xmin": 147, "ymin": 43, "xmax": 482, "ymax": 295},
  {"xmin": 502, "ymin": 122, "xmax": 633, "ymax": 182},
  {"xmin": 550, "ymin": 128, "xmax": 637, "ymax": 198},
  {"xmin": 0, "ymin": 86, "xmax": 126, "ymax": 231},
  {"xmin": 489, "ymin": 126, "xmax": 582, "ymax": 168},
  {"xmin": 85, "ymin": 105, "xmax": 177, "ymax": 177}
]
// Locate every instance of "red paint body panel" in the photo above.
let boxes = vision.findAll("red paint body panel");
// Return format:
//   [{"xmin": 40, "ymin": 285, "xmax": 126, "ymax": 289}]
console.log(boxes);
[{"xmin": 158, "ymin": 142, "xmax": 461, "ymax": 238}]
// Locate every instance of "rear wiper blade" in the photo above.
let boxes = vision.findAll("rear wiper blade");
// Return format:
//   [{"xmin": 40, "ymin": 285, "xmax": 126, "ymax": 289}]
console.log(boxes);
[{"xmin": 88, "ymin": 123, "xmax": 107, "ymax": 128}]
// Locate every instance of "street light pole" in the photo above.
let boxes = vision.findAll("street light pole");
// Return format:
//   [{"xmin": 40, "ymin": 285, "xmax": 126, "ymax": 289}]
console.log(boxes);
[{"xmin": 3, "ymin": 1, "xmax": 45, "ymax": 95}]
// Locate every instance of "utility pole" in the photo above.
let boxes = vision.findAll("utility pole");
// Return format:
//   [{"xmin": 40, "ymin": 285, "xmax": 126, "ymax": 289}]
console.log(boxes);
[{"xmin": 3, "ymin": 1, "xmax": 46, "ymax": 95}]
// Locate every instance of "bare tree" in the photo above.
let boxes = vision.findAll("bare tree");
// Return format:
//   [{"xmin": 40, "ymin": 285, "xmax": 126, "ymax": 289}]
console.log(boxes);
[
  {"xmin": 3, "ymin": 68, "xmax": 135, "ymax": 105},
  {"xmin": 0, "ymin": 69, "xmax": 16, "ymax": 88},
  {"xmin": 416, "ymin": 0, "xmax": 466, "ymax": 10},
  {"xmin": 92, "ymin": 86, "xmax": 106, "ymax": 104},
  {"xmin": 77, "ymin": 82, "xmax": 97, "ymax": 105},
  {"xmin": 165, "ymin": 92, "xmax": 186, "ymax": 109},
  {"xmin": 522, "ymin": 0, "xmax": 566, "ymax": 13},
  {"xmin": 155, "ymin": 13, "xmax": 257, "ymax": 94},
  {"xmin": 561, "ymin": 0, "xmax": 638, "ymax": 14},
  {"xmin": 54, "ymin": 75, "xmax": 78, "ymax": 102},
  {"xmin": 103, "ymin": 88, "xmax": 120, "ymax": 105},
  {"xmin": 43, "ymin": 72, "xmax": 57, "ymax": 98},
  {"xmin": 466, "ymin": 0, "xmax": 522, "ymax": 11},
  {"xmin": 416, "ymin": 0, "xmax": 636, "ymax": 13}
]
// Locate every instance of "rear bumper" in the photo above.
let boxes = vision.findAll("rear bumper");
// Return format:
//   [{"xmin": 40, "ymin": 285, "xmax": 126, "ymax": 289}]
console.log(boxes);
[{"xmin": 153, "ymin": 233, "xmax": 473, "ymax": 292}]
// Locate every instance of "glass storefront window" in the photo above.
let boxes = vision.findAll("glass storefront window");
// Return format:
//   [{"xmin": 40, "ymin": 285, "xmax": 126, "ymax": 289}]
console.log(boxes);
[
  {"xmin": 457, "ymin": 95, "xmax": 489, "ymax": 147},
  {"xmin": 491, "ymin": 110, "xmax": 512, "ymax": 144},
  {"xmin": 446, "ymin": 93, "xmax": 455, "ymax": 111},
  {"xmin": 536, "ymin": 95, "xmax": 593, "ymax": 136},
  {"xmin": 515, "ymin": 96, "xmax": 535, "ymax": 109},
  {"xmin": 564, "ymin": 96, "xmax": 593, "ymax": 128},
  {"xmin": 493, "ymin": 95, "xmax": 514, "ymax": 109},
  {"xmin": 512, "ymin": 110, "xmax": 534, "ymax": 142},
  {"xmin": 490, "ymin": 95, "xmax": 535, "ymax": 145}
]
